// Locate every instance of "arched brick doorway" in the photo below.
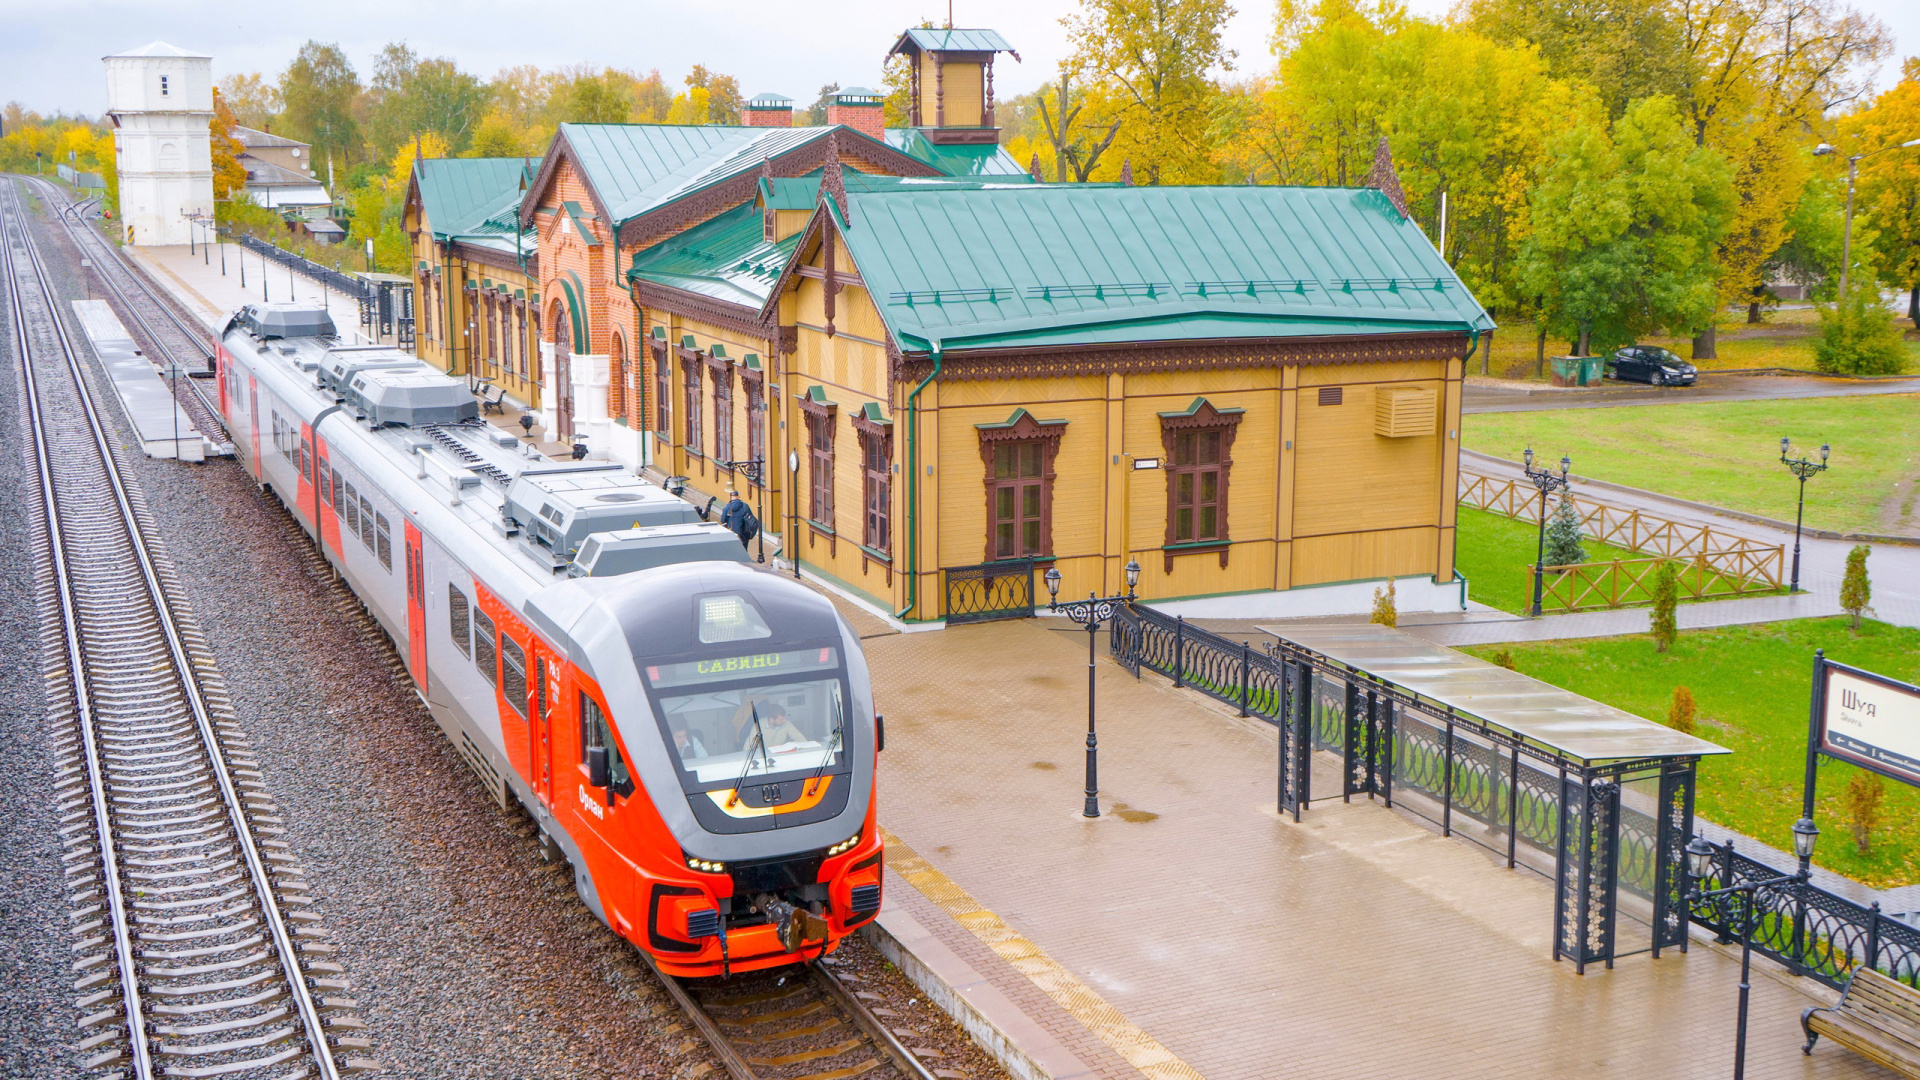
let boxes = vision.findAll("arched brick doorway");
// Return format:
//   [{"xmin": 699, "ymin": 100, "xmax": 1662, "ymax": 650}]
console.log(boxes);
[{"xmin": 548, "ymin": 299, "xmax": 574, "ymax": 441}]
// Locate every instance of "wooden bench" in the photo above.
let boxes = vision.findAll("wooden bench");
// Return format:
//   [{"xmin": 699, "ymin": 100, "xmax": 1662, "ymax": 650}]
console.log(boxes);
[
  {"xmin": 1803, "ymin": 967, "xmax": 1920, "ymax": 1076},
  {"xmin": 475, "ymin": 382, "xmax": 507, "ymax": 414}
]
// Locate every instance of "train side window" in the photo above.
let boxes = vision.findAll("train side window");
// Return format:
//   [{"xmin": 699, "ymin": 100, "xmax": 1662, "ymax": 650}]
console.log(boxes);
[
  {"xmin": 358, "ymin": 495, "xmax": 376, "ymax": 550},
  {"xmin": 342, "ymin": 480, "xmax": 360, "ymax": 535},
  {"xmin": 448, "ymin": 585, "xmax": 471, "ymax": 658},
  {"xmin": 331, "ymin": 470, "xmax": 343, "ymax": 513},
  {"xmin": 299, "ymin": 437, "xmax": 312, "ymax": 482},
  {"xmin": 374, "ymin": 513, "xmax": 392, "ymax": 571},
  {"xmin": 318, "ymin": 458, "xmax": 332, "ymax": 505},
  {"xmin": 580, "ymin": 694, "xmax": 632, "ymax": 795},
  {"xmin": 501, "ymin": 637, "xmax": 527, "ymax": 717},
  {"xmin": 474, "ymin": 608, "xmax": 497, "ymax": 686}
]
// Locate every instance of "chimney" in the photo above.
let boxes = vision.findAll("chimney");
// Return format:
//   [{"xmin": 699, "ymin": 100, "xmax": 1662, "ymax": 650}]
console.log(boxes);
[
  {"xmin": 745, "ymin": 93, "xmax": 793, "ymax": 128},
  {"xmin": 826, "ymin": 86, "xmax": 886, "ymax": 142}
]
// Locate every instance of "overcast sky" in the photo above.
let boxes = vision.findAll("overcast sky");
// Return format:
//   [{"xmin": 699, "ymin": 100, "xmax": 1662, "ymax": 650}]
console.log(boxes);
[{"xmin": 3, "ymin": 0, "xmax": 1915, "ymax": 118}]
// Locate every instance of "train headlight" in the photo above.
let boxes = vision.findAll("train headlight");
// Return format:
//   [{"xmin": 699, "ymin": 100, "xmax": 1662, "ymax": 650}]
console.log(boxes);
[
  {"xmin": 826, "ymin": 833, "xmax": 861, "ymax": 857},
  {"xmin": 686, "ymin": 857, "xmax": 727, "ymax": 873}
]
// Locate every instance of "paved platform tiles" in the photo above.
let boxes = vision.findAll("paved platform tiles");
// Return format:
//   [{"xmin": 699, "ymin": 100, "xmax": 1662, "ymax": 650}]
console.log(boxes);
[{"xmin": 868, "ymin": 617, "xmax": 1895, "ymax": 1079}]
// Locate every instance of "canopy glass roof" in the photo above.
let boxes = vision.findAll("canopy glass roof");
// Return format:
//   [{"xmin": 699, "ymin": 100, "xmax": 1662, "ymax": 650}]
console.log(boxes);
[{"xmin": 1269, "ymin": 623, "xmax": 1728, "ymax": 764}]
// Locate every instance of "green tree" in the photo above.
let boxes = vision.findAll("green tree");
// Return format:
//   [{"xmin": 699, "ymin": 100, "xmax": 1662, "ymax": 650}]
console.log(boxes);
[
  {"xmin": 464, "ymin": 111, "xmax": 524, "ymax": 157},
  {"xmin": 1815, "ymin": 288, "xmax": 1907, "ymax": 375},
  {"xmin": 1763, "ymin": 168, "xmax": 1845, "ymax": 307},
  {"xmin": 1036, "ymin": 68, "xmax": 1122, "ymax": 182},
  {"xmin": 1650, "ymin": 561, "xmax": 1678, "ymax": 652},
  {"xmin": 683, "ymin": 65, "xmax": 743, "ymax": 125},
  {"xmin": 216, "ymin": 72, "xmax": 280, "ymax": 130},
  {"xmin": 1543, "ymin": 493, "xmax": 1586, "ymax": 567},
  {"xmin": 1517, "ymin": 96, "xmax": 1734, "ymax": 355},
  {"xmin": 1840, "ymin": 544, "xmax": 1873, "ymax": 629},
  {"xmin": 804, "ymin": 84, "xmax": 839, "ymax": 127},
  {"xmin": 554, "ymin": 68, "xmax": 632, "ymax": 124},
  {"xmin": 1065, "ymin": 0, "xmax": 1235, "ymax": 184},
  {"xmin": 1464, "ymin": 0, "xmax": 1688, "ymax": 121},
  {"xmin": 278, "ymin": 41, "xmax": 363, "ymax": 165}
]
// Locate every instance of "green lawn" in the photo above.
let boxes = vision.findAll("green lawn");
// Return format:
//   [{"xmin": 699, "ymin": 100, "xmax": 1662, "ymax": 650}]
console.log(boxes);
[
  {"xmin": 1456, "ymin": 506, "xmax": 1639, "ymax": 614},
  {"xmin": 1478, "ymin": 314, "xmax": 1920, "ymax": 380},
  {"xmin": 1464, "ymin": 395, "xmax": 1920, "ymax": 534},
  {"xmin": 1462, "ymin": 618, "xmax": 1920, "ymax": 888}
]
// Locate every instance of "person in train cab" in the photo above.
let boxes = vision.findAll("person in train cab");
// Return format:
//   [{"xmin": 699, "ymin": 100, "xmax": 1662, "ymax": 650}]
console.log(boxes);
[
  {"xmin": 758, "ymin": 701, "xmax": 809, "ymax": 751},
  {"xmin": 671, "ymin": 722, "xmax": 708, "ymax": 760}
]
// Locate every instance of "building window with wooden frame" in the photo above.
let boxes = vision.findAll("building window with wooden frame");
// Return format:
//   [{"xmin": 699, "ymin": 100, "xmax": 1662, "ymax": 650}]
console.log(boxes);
[
  {"xmin": 975, "ymin": 410, "xmax": 1066, "ymax": 562},
  {"xmin": 652, "ymin": 340, "xmax": 670, "ymax": 439},
  {"xmin": 681, "ymin": 352, "xmax": 704, "ymax": 456},
  {"xmin": 609, "ymin": 332, "xmax": 628, "ymax": 424},
  {"xmin": 797, "ymin": 387, "xmax": 836, "ymax": 528},
  {"xmin": 852, "ymin": 405, "xmax": 893, "ymax": 554},
  {"xmin": 742, "ymin": 370, "xmax": 765, "ymax": 487},
  {"xmin": 708, "ymin": 353, "xmax": 734, "ymax": 471},
  {"xmin": 1158, "ymin": 398, "xmax": 1245, "ymax": 569}
]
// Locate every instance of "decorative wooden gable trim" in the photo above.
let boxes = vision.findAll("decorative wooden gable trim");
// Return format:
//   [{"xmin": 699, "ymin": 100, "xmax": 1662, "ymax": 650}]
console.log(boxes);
[
  {"xmin": 631, "ymin": 280, "xmax": 773, "ymax": 341},
  {"xmin": 849, "ymin": 400, "xmax": 892, "ymax": 440},
  {"xmin": 519, "ymin": 131, "xmax": 615, "ymax": 239},
  {"xmin": 795, "ymin": 383, "xmax": 837, "ymax": 418}
]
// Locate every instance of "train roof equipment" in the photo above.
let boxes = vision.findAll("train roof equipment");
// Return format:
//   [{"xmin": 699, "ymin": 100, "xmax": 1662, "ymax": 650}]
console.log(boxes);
[
  {"xmin": 568, "ymin": 522, "xmax": 749, "ymax": 578},
  {"xmin": 318, "ymin": 347, "xmax": 419, "ymax": 396},
  {"xmin": 346, "ymin": 366, "xmax": 478, "ymax": 427},
  {"xmin": 228, "ymin": 301, "xmax": 336, "ymax": 341}
]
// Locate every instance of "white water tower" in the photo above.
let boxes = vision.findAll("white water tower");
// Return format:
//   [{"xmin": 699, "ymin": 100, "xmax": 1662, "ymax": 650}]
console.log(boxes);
[{"xmin": 104, "ymin": 42, "xmax": 214, "ymax": 246}]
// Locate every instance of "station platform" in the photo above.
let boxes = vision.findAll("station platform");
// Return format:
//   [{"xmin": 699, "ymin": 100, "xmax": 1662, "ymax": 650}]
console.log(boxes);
[
  {"xmin": 124, "ymin": 242, "xmax": 376, "ymax": 345},
  {"xmin": 70, "ymin": 298, "xmax": 212, "ymax": 460},
  {"xmin": 858, "ymin": 617, "xmax": 1887, "ymax": 1080}
]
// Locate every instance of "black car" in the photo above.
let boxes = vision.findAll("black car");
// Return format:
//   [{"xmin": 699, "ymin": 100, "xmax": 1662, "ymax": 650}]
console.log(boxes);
[{"xmin": 1605, "ymin": 346, "xmax": 1697, "ymax": 386}]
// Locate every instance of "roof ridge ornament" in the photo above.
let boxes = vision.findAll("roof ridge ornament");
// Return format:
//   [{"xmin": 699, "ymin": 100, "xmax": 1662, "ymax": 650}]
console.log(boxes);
[
  {"xmin": 823, "ymin": 134, "xmax": 850, "ymax": 225},
  {"xmin": 1365, "ymin": 136, "xmax": 1410, "ymax": 220}
]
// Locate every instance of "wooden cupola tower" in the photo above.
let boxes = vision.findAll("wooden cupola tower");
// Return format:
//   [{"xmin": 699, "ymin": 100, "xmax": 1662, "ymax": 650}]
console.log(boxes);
[{"xmin": 887, "ymin": 28, "xmax": 1019, "ymax": 145}]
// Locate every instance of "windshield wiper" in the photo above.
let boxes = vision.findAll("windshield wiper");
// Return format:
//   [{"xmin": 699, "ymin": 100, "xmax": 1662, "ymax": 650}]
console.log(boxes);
[
  {"xmin": 805, "ymin": 726, "xmax": 843, "ymax": 793},
  {"xmin": 726, "ymin": 704, "xmax": 771, "ymax": 808}
]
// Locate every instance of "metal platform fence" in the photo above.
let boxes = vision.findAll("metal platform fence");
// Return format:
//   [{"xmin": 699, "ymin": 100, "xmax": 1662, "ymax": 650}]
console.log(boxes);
[
  {"xmin": 943, "ymin": 560, "xmax": 1037, "ymax": 624},
  {"xmin": 1109, "ymin": 603, "xmax": 1919, "ymax": 987},
  {"xmin": 238, "ymin": 233, "xmax": 364, "ymax": 295}
]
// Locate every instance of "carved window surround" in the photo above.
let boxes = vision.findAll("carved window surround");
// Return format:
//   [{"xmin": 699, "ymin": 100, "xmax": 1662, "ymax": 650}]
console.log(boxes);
[
  {"xmin": 1159, "ymin": 398, "xmax": 1244, "ymax": 573},
  {"xmin": 975, "ymin": 409, "xmax": 1067, "ymax": 562}
]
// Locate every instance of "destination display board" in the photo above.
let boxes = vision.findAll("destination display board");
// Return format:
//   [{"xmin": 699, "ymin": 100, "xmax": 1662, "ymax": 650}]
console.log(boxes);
[{"xmin": 1817, "ymin": 660, "xmax": 1920, "ymax": 788}]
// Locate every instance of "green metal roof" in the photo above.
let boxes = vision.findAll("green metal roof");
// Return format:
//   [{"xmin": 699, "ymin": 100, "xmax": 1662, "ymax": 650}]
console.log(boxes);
[
  {"xmin": 627, "ymin": 201, "xmax": 799, "ymax": 308},
  {"xmin": 560, "ymin": 123, "xmax": 895, "ymax": 227},
  {"xmin": 830, "ymin": 184, "xmax": 1496, "ymax": 354},
  {"xmin": 416, "ymin": 157, "xmax": 539, "ymax": 239},
  {"xmin": 891, "ymin": 28, "xmax": 1017, "ymax": 54},
  {"xmin": 883, "ymin": 128, "xmax": 1033, "ymax": 179}
]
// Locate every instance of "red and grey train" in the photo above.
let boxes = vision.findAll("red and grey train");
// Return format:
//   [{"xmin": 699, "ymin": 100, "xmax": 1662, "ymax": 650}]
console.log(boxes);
[{"xmin": 216, "ymin": 302, "xmax": 882, "ymax": 976}]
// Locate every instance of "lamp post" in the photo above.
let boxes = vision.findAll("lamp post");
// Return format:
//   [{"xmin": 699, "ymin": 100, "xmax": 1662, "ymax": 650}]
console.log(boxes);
[
  {"xmin": 1684, "ymin": 822, "xmax": 1818, "ymax": 1080},
  {"xmin": 1778, "ymin": 439, "xmax": 1829, "ymax": 593},
  {"xmin": 1522, "ymin": 447, "xmax": 1572, "ymax": 617},
  {"xmin": 788, "ymin": 449, "xmax": 802, "ymax": 579},
  {"xmin": 1813, "ymin": 138, "xmax": 1920, "ymax": 300},
  {"xmin": 1043, "ymin": 560, "xmax": 1143, "ymax": 819}
]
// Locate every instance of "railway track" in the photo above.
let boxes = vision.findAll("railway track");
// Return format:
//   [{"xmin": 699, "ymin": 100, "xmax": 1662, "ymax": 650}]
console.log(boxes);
[
  {"xmin": 4, "ymin": 180, "xmax": 372, "ymax": 1078},
  {"xmin": 651, "ymin": 956, "xmax": 945, "ymax": 1080},
  {"xmin": 21, "ymin": 175, "xmax": 230, "ymax": 446}
]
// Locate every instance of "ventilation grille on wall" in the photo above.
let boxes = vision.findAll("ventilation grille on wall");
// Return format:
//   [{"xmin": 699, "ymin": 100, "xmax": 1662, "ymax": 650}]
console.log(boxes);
[
  {"xmin": 1375, "ymin": 385, "xmax": 1438, "ymax": 438},
  {"xmin": 1318, "ymin": 386, "xmax": 1343, "ymax": 406}
]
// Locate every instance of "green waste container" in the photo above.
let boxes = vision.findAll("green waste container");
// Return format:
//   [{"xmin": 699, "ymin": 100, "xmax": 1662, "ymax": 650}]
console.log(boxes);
[
  {"xmin": 1550, "ymin": 355, "xmax": 1602, "ymax": 387},
  {"xmin": 1580, "ymin": 355, "xmax": 1602, "ymax": 385}
]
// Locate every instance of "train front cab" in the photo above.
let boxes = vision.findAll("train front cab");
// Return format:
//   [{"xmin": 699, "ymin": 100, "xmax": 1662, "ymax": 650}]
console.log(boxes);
[{"xmin": 524, "ymin": 565, "xmax": 884, "ymax": 978}]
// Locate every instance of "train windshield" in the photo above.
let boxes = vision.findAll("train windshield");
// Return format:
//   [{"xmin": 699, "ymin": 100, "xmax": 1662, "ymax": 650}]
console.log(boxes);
[{"xmin": 645, "ymin": 646, "xmax": 846, "ymax": 787}]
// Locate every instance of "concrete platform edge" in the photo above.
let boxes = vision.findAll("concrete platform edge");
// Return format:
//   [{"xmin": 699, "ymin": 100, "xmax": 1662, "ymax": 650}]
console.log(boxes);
[{"xmin": 861, "ymin": 901, "xmax": 1098, "ymax": 1080}]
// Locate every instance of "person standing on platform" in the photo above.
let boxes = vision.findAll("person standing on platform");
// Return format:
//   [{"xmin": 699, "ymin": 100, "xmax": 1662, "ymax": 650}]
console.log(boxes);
[{"xmin": 719, "ymin": 489, "xmax": 757, "ymax": 549}]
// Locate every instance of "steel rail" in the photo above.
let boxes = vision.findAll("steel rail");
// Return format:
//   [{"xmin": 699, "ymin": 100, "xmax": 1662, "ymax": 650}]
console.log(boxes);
[
  {"xmin": 24, "ymin": 176, "xmax": 229, "ymax": 443},
  {"xmin": 3, "ymin": 180, "xmax": 346, "ymax": 1080},
  {"xmin": 643, "ymin": 953, "xmax": 940, "ymax": 1080}
]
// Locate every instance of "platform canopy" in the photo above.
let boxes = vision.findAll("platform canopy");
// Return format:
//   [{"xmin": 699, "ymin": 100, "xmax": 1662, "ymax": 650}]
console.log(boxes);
[{"xmin": 1269, "ymin": 623, "xmax": 1728, "ymax": 764}]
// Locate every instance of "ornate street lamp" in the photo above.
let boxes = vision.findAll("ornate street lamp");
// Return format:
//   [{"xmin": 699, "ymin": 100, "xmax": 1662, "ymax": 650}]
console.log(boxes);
[
  {"xmin": 1814, "ymin": 138, "xmax": 1919, "ymax": 300},
  {"xmin": 1778, "ymin": 439, "xmax": 1829, "ymax": 593},
  {"xmin": 1685, "ymin": 826, "xmax": 1816, "ymax": 1080},
  {"xmin": 1522, "ymin": 447, "xmax": 1572, "ymax": 617},
  {"xmin": 1044, "ymin": 560, "xmax": 1142, "ymax": 818}
]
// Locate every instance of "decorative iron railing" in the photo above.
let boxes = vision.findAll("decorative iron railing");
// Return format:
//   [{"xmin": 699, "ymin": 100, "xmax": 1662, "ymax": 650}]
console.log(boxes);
[
  {"xmin": 1689, "ymin": 839, "xmax": 1920, "ymax": 991},
  {"xmin": 238, "ymin": 233, "xmax": 366, "ymax": 296},
  {"xmin": 942, "ymin": 560, "xmax": 1037, "ymax": 624}
]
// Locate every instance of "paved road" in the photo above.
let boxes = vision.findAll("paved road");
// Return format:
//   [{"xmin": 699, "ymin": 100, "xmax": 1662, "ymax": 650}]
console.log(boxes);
[{"xmin": 1464, "ymin": 371, "xmax": 1920, "ymax": 413}]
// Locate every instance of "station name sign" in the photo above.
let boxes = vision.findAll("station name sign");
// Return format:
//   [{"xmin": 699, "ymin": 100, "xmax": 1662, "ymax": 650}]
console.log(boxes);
[{"xmin": 1817, "ymin": 659, "xmax": 1920, "ymax": 788}]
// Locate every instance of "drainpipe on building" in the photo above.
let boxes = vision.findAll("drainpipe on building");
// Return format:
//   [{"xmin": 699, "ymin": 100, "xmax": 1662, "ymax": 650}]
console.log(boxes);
[{"xmin": 896, "ymin": 339, "xmax": 943, "ymax": 621}]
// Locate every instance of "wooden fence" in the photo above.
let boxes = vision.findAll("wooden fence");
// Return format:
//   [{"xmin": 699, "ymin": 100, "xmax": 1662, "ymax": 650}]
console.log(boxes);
[{"xmin": 1460, "ymin": 470, "xmax": 1785, "ymax": 612}]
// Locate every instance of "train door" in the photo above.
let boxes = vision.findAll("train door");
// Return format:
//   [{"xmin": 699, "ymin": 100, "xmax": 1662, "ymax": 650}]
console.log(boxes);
[
  {"xmin": 404, "ymin": 523, "xmax": 427, "ymax": 691},
  {"xmin": 531, "ymin": 652, "xmax": 554, "ymax": 804}
]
